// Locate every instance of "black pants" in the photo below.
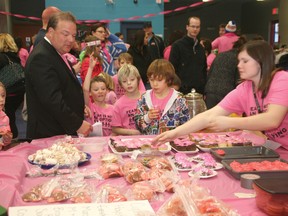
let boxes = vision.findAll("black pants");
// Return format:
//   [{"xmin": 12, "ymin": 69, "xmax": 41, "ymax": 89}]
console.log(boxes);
[{"xmin": 5, "ymin": 93, "xmax": 24, "ymax": 138}]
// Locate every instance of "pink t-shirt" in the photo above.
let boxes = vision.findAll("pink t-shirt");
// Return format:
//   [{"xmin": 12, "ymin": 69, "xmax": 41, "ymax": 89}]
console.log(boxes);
[
  {"xmin": 111, "ymin": 95, "xmax": 138, "ymax": 129},
  {"xmin": 163, "ymin": 45, "xmax": 171, "ymax": 60},
  {"xmin": 207, "ymin": 53, "xmax": 216, "ymax": 71},
  {"xmin": 151, "ymin": 88, "xmax": 173, "ymax": 113},
  {"xmin": 219, "ymin": 71, "xmax": 288, "ymax": 149},
  {"xmin": 19, "ymin": 48, "xmax": 29, "ymax": 67},
  {"xmin": 112, "ymin": 74, "xmax": 146, "ymax": 99},
  {"xmin": 0, "ymin": 111, "xmax": 10, "ymax": 132},
  {"xmin": 88, "ymin": 101, "xmax": 114, "ymax": 136},
  {"xmin": 105, "ymin": 91, "xmax": 117, "ymax": 105},
  {"xmin": 212, "ymin": 33, "xmax": 239, "ymax": 53}
]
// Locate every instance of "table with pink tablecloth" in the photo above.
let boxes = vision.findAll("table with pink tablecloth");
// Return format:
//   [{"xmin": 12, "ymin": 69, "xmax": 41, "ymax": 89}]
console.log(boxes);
[{"xmin": 1, "ymin": 135, "xmax": 288, "ymax": 216}]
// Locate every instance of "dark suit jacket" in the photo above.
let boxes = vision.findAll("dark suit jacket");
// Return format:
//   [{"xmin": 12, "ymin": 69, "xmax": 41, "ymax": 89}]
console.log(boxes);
[{"xmin": 25, "ymin": 39, "xmax": 85, "ymax": 139}]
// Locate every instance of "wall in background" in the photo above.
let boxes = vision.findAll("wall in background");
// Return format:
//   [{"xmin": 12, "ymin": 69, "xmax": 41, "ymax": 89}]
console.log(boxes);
[
  {"xmin": 164, "ymin": 0, "xmax": 279, "ymax": 43},
  {"xmin": 5, "ymin": 0, "xmax": 285, "ymax": 46},
  {"xmin": 241, "ymin": 0, "xmax": 279, "ymax": 44},
  {"xmin": 279, "ymin": 0, "xmax": 288, "ymax": 46},
  {"xmin": 46, "ymin": 0, "xmax": 164, "ymax": 38},
  {"xmin": 164, "ymin": 1, "xmax": 242, "ymax": 42}
]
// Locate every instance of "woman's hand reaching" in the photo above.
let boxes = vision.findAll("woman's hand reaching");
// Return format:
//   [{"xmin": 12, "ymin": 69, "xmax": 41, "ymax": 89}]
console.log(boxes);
[{"xmin": 151, "ymin": 130, "xmax": 177, "ymax": 147}]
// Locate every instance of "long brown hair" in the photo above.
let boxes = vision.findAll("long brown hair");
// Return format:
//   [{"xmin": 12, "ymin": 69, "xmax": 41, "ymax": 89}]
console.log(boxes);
[{"xmin": 239, "ymin": 40, "xmax": 280, "ymax": 98}]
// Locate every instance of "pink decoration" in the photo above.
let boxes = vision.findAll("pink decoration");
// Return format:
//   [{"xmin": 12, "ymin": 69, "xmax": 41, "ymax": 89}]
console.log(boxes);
[{"xmin": 0, "ymin": 1, "xmax": 212, "ymax": 25}]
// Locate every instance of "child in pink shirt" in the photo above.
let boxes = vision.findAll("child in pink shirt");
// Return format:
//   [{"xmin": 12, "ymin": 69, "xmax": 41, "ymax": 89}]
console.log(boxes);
[
  {"xmin": 134, "ymin": 59, "xmax": 190, "ymax": 135},
  {"xmin": 153, "ymin": 41, "xmax": 288, "ymax": 150},
  {"xmin": 212, "ymin": 21, "xmax": 239, "ymax": 54},
  {"xmin": 83, "ymin": 56, "xmax": 114, "ymax": 136},
  {"xmin": 112, "ymin": 53, "xmax": 145, "ymax": 99},
  {"xmin": 0, "ymin": 82, "xmax": 12, "ymax": 150},
  {"xmin": 111, "ymin": 64, "xmax": 143, "ymax": 135}
]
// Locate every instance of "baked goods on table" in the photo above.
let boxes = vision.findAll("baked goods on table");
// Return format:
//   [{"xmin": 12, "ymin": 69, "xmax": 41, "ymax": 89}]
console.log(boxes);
[
  {"xmin": 190, "ymin": 132, "xmax": 253, "ymax": 148},
  {"xmin": 28, "ymin": 142, "xmax": 87, "ymax": 166},
  {"xmin": 22, "ymin": 176, "xmax": 93, "ymax": 203},
  {"xmin": 109, "ymin": 137, "xmax": 170, "ymax": 154},
  {"xmin": 170, "ymin": 136, "xmax": 197, "ymax": 152}
]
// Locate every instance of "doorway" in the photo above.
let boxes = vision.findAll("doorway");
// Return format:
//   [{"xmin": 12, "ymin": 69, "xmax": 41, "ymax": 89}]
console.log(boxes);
[{"xmin": 120, "ymin": 21, "xmax": 146, "ymax": 44}]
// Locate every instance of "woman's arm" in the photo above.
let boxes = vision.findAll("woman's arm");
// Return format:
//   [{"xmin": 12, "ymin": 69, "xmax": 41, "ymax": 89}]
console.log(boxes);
[
  {"xmin": 209, "ymin": 104, "xmax": 288, "ymax": 132},
  {"xmin": 153, "ymin": 105, "xmax": 230, "ymax": 144}
]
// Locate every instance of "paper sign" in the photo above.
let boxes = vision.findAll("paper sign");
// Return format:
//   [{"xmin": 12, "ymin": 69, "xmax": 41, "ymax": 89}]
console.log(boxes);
[{"xmin": 9, "ymin": 200, "xmax": 155, "ymax": 216}]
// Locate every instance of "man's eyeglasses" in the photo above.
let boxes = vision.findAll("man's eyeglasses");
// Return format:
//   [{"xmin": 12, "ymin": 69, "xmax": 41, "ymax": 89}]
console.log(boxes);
[{"xmin": 188, "ymin": 25, "xmax": 200, "ymax": 29}]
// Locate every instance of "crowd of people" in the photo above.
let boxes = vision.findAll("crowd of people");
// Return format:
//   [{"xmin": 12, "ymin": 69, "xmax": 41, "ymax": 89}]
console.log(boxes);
[{"xmin": 1, "ymin": 7, "xmax": 288, "ymax": 150}]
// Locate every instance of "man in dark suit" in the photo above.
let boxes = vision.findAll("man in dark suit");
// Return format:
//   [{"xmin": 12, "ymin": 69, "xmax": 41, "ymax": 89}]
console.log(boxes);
[{"xmin": 25, "ymin": 11, "xmax": 92, "ymax": 140}]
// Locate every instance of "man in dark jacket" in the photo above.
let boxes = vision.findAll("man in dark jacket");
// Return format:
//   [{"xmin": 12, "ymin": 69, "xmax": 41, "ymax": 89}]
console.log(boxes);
[
  {"xmin": 25, "ymin": 12, "xmax": 92, "ymax": 139},
  {"xmin": 143, "ymin": 22, "xmax": 165, "ymax": 61},
  {"xmin": 169, "ymin": 16, "xmax": 207, "ymax": 95}
]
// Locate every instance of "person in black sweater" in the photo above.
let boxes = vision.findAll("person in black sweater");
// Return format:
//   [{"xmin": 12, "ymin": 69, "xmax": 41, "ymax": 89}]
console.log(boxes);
[
  {"xmin": 169, "ymin": 16, "xmax": 207, "ymax": 95},
  {"xmin": 128, "ymin": 30, "xmax": 153, "ymax": 89}
]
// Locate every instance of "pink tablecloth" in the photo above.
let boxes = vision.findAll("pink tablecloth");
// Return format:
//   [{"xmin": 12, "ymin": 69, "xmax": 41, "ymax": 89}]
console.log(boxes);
[{"xmin": 1, "ymin": 135, "xmax": 288, "ymax": 216}]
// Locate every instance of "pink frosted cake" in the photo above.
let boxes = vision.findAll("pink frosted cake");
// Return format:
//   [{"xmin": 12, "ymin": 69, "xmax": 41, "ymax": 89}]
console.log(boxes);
[
  {"xmin": 189, "ymin": 133, "xmax": 252, "ymax": 148},
  {"xmin": 170, "ymin": 136, "xmax": 197, "ymax": 151}
]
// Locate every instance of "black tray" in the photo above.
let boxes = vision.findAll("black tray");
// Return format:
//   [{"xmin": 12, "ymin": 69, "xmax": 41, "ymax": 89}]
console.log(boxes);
[
  {"xmin": 222, "ymin": 158, "xmax": 288, "ymax": 180},
  {"xmin": 210, "ymin": 146, "xmax": 279, "ymax": 161},
  {"xmin": 254, "ymin": 178, "xmax": 288, "ymax": 194}
]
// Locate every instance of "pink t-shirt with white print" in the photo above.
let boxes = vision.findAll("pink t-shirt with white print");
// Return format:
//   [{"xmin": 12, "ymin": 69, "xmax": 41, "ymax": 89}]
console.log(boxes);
[
  {"xmin": 111, "ymin": 95, "xmax": 138, "ymax": 129},
  {"xmin": 219, "ymin": 71, "xmax": 288, "ymax": 149},
  {"xmin": 88, "ymin": 101, "xmax": 114, "ymax": 136}
]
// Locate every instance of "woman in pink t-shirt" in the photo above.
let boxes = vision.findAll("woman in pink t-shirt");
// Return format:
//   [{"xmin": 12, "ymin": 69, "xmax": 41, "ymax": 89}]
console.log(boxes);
[
  {"xmin": 153, "ymin": 41, "xmax": 288, "ymax": 150},
  {"xmin": 82, "ymin": 56, "xmax": 114, "ymax": 137},
  {"xmin": 0, "ymin": 82, "xmax": 12, "ymax": 150}
]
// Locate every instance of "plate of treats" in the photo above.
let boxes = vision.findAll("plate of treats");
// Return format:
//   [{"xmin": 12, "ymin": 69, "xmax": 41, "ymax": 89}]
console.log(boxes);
[
  {"xmin": 190, "ymin": 132, "xmax": 255, "ymax": 152},
  {"xmin": 170, "ymin": 136, "xmax": 199, "ymax": 154},
  {"xmin": 190, "ymin": 153, "xmax": 223, "ymax": 171},
  {"xmin": 28, "ymin": 143, "xmax": 91, "ymax": 169},
  {"xmin": 171, "ymin": 153, "xmax": 197, "ymax": 171},
  {"xmin": 109, "ymin": 137, "xmax": 171, "ymax": 155},
  {"xmin": 188, "ymin": 167, "xmax": 218, "ymax": 179}
]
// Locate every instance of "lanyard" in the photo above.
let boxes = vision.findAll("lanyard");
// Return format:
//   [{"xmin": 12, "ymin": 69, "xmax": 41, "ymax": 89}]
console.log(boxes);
[{"xmin": 252, "ymin": 83, "xmax": 263, "ymax": 113}]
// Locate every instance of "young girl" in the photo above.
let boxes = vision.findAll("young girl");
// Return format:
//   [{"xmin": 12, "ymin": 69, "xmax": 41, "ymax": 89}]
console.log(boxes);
[
  {"xmin": 153, "ymin": 41, "xmax": 288, "ymax": 149},
  {"xmin": 112, "ymin": 53, "xmax": 146, "ymax": 99},
  {"xmin": 111, "ymin": 64, "xmax": 143, "ymax": 136},
  {"xmin": 0, "ymin": 82, "xmax": 12, "ymax": 150},
  {"xmin": 134, "ymin": 59, "xmax": 190, "ymax": 135},
  {"xmin": 80, "ymin": 36, "xmax": 103, "ymax": 83},
  {"xmin": 98, "ymin": 72, "xmax": 117, "ymax": 105},
  {"xmin": 83, "ymin": 55, "xmax": 114, "ymax": 136}
]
